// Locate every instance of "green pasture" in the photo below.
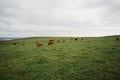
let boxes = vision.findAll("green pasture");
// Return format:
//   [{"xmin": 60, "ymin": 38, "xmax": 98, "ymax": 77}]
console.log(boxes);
[{"xmin": 0, "ymin": 36, "xmax": 120, "ymax": 80}]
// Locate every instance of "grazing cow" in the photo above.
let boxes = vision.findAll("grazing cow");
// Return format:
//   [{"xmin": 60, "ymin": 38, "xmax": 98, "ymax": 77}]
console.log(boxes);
[
  {"xmin": 75, "ymin": 38, "xmax": 78, "ymax": 40},
  {"xmin": 22, "ymin": 42, "xmax": 25, "ymax": 46},
  {"xmin": 88, "ymin": 39, "xmax": 91, "ymax": 44},
  {"xmin": 63, "ymin": 40, "xmax": 65, "ymax": 42},
  {"xmin": 81, "ymin": 38, "xmax": 84, "ymax": 41},
  {"xmin": 116, "ymin": 38, "xmax": 119, "ymax": 41},
  {"xmin": 57, "ymin": 40, "xmax": 60, "ymax": 43},
  {"xmin": 13, "ymin": 42, "xmax": 17, "ymax": 45},
  {"xmin": 48, "ymin": 40, "xmax": 54, "ymax": 45},
  {"xmin": 36, "ymin": 41, "xmax": 44, "ymax": 47},
  {"xmin": 22, "ymin": 43, "xmax": 25, "ymax": 46}
]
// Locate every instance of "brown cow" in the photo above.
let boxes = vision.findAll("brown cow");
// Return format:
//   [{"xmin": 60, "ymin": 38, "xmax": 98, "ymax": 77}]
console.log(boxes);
[
  {"xmin": 88, "ymin": 39, "xmax": 91, "ymax": 44},
  {"xmin": 81, "ymin": 38, "xmax": 84, "ymax": 41},
  {"xmin": 48, "ymin": 40, "xmax": 54, "ymax": 45},
  {"xmin": 63, "ymin": 40, "xmax": 65, "ymax": 42},
  {"xmin": 22, "ymin": 42, "xmax": 25, "ymax": 46},
  {"xmin": 36, "ymin": 41, "xmax": 44, "ymax": 47},
  {"xmin": 57, "ymin": 40, "xmax": 60, "ymax": 43},
  {"xmin": 22, "ymin": 43, "xmax": 25, "ymax": 46}
]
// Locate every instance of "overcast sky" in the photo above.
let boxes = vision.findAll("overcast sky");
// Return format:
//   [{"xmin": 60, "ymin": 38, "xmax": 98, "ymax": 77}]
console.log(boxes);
[{"xmin": 0, "ymin": 0, "xmax": 120, "ymax": 37}]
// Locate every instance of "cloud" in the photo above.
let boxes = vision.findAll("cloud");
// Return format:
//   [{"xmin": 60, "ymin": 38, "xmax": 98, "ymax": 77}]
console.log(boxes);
[{"xmin": 0, "ymin": 0, "xmax": 120, "ymax": 37}]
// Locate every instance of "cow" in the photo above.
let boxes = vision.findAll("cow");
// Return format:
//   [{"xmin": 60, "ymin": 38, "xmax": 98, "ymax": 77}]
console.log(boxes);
[
  {"xmin": 22, "ymin": 42, "xmax": 25, "ymax": 46},
  {"xmin": 48, "ymin": 40, "xmax": 54, "ymax": 45},
  {"xmin": 81, "ymin": 38, "xmax": 84, "ymax": 41},
  {"xmin": 75, "ymin": 38, "xmax": 78, "ymax": 40},
  {"xmin": 13, "ymin": 42, "xmax": 17, "ymax": 45},
  {"xmin": 116, "ymin": 38, "xmax": 119, "ymax": 41},
  {"xmin": 36, "ymin": 41, "xmax": 44, "ymax": 47},
  {"xmin": 63, "ymin": 40, "xmax": 65, "ymax": 42},
  {"xmin": 22, "ymin": 43, "xmax": 25, "ymax": 46},
  {"xmin": 57, "ymin": 40, "xmax": 60, "ymax": 43},
  {"xmin": 88, "ymin": 39, "xmax": 91, "ymax": 44}
]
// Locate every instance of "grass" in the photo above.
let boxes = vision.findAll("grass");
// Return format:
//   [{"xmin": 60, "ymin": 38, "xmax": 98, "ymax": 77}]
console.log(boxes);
[{"xmin": 0, "ymin": 36, "xmax": 120, "ymax": 80}]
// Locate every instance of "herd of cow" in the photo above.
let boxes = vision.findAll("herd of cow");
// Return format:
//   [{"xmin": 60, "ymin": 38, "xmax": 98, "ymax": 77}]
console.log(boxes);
[
  {"xmin": 72, "ymin": 37, "xmax": 91, "ymax": 44},
  {"xmin": 13, "ymin": 37, "xmax": 119, "ymax": 47},
  {"xmin": 35, "ymin": 39, "xmax": 66, "ymax": 47},
  {"xmin": 13, "ymin": 38, "xmax": 91, "ymax": 47},
  {"xmin": 36, "ymin": 39, "xmax": 56, "ymax": 47}
]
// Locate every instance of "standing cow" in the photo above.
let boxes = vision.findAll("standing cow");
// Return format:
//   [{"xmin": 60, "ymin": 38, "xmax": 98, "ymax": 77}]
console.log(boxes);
[
  {"xmin": 81, "ymin": 38, "xmax": 84, "ymax": 41},
  {"xmin": 22, "ymin": 41, "xmax": 25, "ymax": 46},
  {"xmin": 36, "ymin": 41, "xmax": 44, "ymax": 47},
  {"xmin": 48, "ymin": 40, "xmax": 54, "ymax": 45},
  {"xmin": 57, "ymin": 40, "xmax": 60, "ymax": 43},
  {"xmin": 75, "ymin": 38, "xmax": 78, "ymax": 40},
  {"xmin": 116, "ymin": 38, "xmax": 119, "ymax": 41},
  {"xmin": 88, "ymin": 39, "xmax": 91, "ymax": 44},
  {"xmin": 13, "ymin": 42, "xmax": 17, "ymax": 45},
  {"xmin": 63, "ymin": 40, "xmax": 65, "ymax": 42}
]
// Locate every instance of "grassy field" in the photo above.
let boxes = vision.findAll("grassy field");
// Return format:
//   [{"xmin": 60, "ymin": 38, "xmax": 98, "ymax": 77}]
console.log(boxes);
[{"xmin": 0, "ymin": 36, "xmax": 120, "ymax": 80}]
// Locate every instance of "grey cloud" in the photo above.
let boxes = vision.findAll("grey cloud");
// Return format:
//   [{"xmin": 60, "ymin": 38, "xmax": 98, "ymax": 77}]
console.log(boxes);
[{"xmin": 0, "ymin": 0, "xmax": 120, "ymax": 37}]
